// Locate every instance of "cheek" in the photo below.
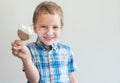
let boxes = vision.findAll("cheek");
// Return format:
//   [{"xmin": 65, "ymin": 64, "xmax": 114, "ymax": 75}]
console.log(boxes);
[
  {"xmin": 36, "ymin": 31, "xmax": 43, "ymax": 37},
  {"xmin": 34, "ymin": 27, "xmax": 43, "ymax": 35},
  {"xmin": 55, "ymin": 31, "xmax": 60, "ymax": 37}
]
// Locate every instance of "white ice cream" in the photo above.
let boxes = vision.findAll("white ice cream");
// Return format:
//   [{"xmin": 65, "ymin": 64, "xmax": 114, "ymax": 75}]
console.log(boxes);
[{"xmin": 17, "ymin": 24, "xmax": 35, "ymax": 40}]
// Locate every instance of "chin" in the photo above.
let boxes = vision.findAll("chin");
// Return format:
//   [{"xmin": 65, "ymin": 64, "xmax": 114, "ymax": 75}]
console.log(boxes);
[{"xmin": 43, "ymin": 41, "xmax": 53, "ymax": 46}]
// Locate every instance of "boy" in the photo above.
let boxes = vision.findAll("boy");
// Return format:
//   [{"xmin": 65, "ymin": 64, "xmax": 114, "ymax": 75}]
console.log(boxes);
[{"xmin": 11, "ymin": 1, "xmax": 78, "ymax": 83}]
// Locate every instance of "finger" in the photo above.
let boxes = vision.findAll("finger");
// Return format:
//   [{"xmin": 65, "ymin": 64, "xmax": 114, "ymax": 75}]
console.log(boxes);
[
  {"xmin": 13, "ymin": 45, "xmax": 24, "ymax": 50},
  {"xmin": 11, "ymin": 47, "xmax": 18, "ymax": 55},
  {"xmin": 12, "ymin": 50, "xmax": 18, "ymax": 56},
  {"xmin": 11, "ymin": 42, "xmax": 24, "ymax": 53},
  {"xmin": 14, "ymin": 40, "xmax": 24, "ymax": 45},
  {"xmin": 11, "ymin": 40, "xmax": 23, "ymax": 47},
  {"xmin": 11, "ymin": 41, "xmax": 18, "ymax": 47},
  {"xmin": 11, "ymin": 40, "xmax": 24, "ymax": 49}
]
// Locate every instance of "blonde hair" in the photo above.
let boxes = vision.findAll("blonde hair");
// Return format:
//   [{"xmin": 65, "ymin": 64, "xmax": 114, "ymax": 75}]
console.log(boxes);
[{"xmin": 33, "ymin": 1, "xmax": 64, "ymax": 27}]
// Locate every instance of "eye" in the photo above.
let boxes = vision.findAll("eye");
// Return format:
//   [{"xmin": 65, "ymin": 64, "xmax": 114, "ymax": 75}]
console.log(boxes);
[
  {"xmin": 41, "ymin": 26, "xmax": 47, "ymax": 28},
  {"xmin": 53, "ymin": 26, "xmax": 59, "ymax": 29}
]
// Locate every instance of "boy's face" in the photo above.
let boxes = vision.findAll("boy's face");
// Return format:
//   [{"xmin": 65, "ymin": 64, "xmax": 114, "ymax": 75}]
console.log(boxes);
[{"xmin": 34, "ymin": 13, "xmax": 62, "ymax": 47}]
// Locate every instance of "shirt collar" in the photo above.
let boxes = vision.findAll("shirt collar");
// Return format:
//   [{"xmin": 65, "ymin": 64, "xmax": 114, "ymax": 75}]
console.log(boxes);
[{"xmin": 36, "ymin": 38, "xmax": 59, "ymax": 50}]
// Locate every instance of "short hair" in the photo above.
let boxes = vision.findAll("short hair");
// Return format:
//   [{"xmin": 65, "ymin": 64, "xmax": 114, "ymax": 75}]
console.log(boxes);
[{"xmin": 33, "ymin": 1, "xmax": 64, "ymax": 27}]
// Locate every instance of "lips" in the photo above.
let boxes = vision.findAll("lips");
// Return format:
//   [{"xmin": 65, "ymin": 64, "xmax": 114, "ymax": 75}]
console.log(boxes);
[{"xmin": 43, "ymin": 36, "xmax": 55, "ymax": 40}]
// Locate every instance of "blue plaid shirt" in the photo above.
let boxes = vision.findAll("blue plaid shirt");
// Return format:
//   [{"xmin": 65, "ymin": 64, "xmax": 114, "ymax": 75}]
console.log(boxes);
[{"xmin": 26, "ymin": 39, "xmax": 77, "ymax": 83}]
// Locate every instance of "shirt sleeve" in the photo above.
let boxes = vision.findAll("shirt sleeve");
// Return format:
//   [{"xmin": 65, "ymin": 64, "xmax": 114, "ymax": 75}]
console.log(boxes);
[{"xmin": 67, "ymin": 47, "xmax": 77, "ymax": 73}]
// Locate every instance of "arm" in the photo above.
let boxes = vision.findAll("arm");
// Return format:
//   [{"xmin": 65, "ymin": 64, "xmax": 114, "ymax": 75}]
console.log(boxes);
[
  {"xmin": 11, "ymin": 40, "xmax": 39, "ymax": 83},
  {"xmin": 22, "ymin": 57, "xmax": 39, "ymax": 83},
  {"xmin": 69, "ymin": 72, "xmax": 78, "ymax": 83}
]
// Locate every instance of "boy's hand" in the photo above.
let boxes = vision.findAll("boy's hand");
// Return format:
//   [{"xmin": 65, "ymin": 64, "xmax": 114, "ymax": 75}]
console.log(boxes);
[{"xmin": 11, "ymin": 40, "xmax": 31, "ymax": 60}]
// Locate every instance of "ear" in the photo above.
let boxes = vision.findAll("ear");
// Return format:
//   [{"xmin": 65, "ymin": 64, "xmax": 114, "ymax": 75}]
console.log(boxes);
[{"xmin": 33, "ymin": 25, "xmax": 37, "ymax": 33}]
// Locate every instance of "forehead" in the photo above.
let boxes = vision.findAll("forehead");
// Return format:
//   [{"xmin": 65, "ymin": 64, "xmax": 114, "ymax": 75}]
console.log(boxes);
[
  {"xmin": 38, "ymin": 13, "xmax": 60, "ymax": 19},
  {"xmin": 37, "ymin": 13, "xmax": 61, "ymax": 26}
]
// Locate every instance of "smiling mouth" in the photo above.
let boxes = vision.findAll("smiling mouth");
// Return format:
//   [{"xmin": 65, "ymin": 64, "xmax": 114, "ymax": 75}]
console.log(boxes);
[{"xmin": 44, "ymin": 36, "xmax": 55, "ymax": 40}]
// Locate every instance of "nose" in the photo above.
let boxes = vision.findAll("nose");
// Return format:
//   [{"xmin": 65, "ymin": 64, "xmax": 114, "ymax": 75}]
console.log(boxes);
[{"xmin": 46, "ymin": 27, "xmax": 53, "ymax": 35}]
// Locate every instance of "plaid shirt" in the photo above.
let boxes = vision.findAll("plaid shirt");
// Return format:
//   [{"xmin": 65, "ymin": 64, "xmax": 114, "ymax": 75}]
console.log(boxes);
[{"xmin": 27, "ymin": 39, "xmax": 77, "ymax": 83}]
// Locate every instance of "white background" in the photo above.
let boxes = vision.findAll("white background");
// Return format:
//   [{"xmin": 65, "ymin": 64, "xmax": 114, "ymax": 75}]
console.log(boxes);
[{"xmin": 0, "ymin": 0, "xmax": 120, "ymax": 83}]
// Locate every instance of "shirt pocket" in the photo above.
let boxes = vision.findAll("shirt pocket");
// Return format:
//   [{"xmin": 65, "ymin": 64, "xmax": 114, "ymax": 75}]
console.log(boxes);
[{"xmin": 51, "ymin": 55, "xmax": 68, "ymax": 68}]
